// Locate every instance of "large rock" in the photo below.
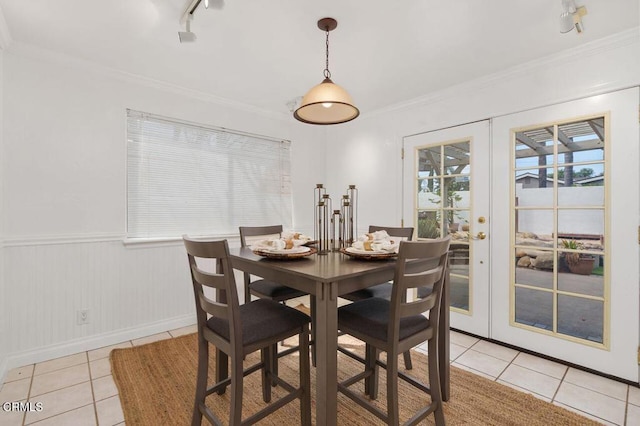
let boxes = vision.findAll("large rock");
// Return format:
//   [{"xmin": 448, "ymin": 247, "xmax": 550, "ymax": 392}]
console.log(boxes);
[
  {"xmin": 529, "ymin": 251, "xmax": 554, "ymax": 270},
  {"xmin": 517, "ymin": 256, "xmax": 532, "ymax": 268}
]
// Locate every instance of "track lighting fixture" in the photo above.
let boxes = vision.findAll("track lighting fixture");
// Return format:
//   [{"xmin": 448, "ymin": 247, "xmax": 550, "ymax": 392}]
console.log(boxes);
[
  {"xmin": 560, "ymin": 0, "xmax": 587, "ymax": 34},
  {"xmin": 178, "ymin": 0, "xmax": 224, "ymax": 43},
  {"xmin": 178, "ymin": 17, "xmax": 196, "ymax": 43}
]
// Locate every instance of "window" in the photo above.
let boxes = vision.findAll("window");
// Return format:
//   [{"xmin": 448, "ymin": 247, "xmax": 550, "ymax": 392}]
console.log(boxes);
[{"xmin": 127, "ymin": 110, "xmax": 292, "ymax": 239}]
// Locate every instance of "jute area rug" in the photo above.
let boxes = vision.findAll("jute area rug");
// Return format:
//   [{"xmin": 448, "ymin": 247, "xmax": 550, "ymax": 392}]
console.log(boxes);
[{"xmin": 110, "ymin": 330, "xmax": 601, "ymax": 426}]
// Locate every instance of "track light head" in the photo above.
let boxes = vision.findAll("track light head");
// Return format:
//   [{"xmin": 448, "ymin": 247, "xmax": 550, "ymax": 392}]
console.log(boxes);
[
  {"xmin": 178, "ymin": 17, "xmax": 196, "ymax": 43},
  {"xmin": 559, "ymin": 0, "xmax": 587, "ymax": 34}
]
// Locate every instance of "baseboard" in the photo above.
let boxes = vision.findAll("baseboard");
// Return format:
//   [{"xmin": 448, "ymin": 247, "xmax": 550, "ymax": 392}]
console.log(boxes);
[{"xmin": 0, "ymin": 313, "xmax": 196, "ymax": 384}]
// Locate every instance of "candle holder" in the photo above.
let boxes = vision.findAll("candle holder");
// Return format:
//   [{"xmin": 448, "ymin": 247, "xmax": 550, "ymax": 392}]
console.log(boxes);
[
  {"xmin": 316, "ymin": 193, "xmax": 332, "ymax": 254},
  {"xmin": 313, "ymin": 184, "xmax": 356, "ymax": 253},
  {"xmin": 345, "ymin": 185, "xmax": 358, "ymax": 245},
  {"xmin": 331, "ymin": 209, "xmax": 343, "ymax": 251},
  {"xmin": 313, "ymin": 184, "xmax": 326, "ymax": 241}
]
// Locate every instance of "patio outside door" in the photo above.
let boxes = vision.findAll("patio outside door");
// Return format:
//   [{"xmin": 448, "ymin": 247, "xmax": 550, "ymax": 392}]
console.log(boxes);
[{"xmin": 402, "ymin": 121, "xmax": 491, "ymax": 337}]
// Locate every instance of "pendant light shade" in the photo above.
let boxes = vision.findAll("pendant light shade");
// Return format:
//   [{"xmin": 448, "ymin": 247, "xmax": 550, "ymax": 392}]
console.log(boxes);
[
  {"xmin": 294, "ymin": 18, "xmax": 359, "ymax": 125},
  {"xmin": 294, "ymin": 77, "xmax": 359, "ymax": 125}
]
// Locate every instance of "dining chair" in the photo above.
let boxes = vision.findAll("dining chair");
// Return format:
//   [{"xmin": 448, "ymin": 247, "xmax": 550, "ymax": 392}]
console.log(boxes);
[
  {"xmin": 183, "ymin": 236, "xmax": 311, "ymax": 426},
  {"xmin": 337, "ymin": 237, "xmax": 451, "ymax": 426},
  {"xmin": 239, "ymin": 225, "xmax": 308, "ymax": 304},
  {"xmin": 341, "ymin": 225, "xmax": 414, "ymax": 302},
  {"xmin": 341, "ymin": 225, "xmax": 415, "ymax": 369},
  {"xmin": 239, "ymin": 225, "xmax": 317, "ymax": 368}
]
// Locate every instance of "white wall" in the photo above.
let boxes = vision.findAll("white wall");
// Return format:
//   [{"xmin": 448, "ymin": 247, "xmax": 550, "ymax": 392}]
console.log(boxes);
[{"xmin": 0, "ymin": 44, "xmax": 325, "ymax": 378}]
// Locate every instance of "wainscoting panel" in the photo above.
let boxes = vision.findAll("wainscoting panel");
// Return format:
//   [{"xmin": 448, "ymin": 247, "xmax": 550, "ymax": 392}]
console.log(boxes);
[{"xmin": 3, "ymin": 238, "xmax": 193, "ymax": 358}]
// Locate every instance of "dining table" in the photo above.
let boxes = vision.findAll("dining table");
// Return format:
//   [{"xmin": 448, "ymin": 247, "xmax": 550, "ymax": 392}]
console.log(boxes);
[{"xmin": 228, "ymin": 247, "xmax": 450, "ymax": 426}]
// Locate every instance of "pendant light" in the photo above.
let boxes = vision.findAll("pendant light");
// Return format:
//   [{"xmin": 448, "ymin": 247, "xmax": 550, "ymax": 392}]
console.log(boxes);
[{"xmin": 294, "ymin": 18, "xmax": 359, "ymax": 125}]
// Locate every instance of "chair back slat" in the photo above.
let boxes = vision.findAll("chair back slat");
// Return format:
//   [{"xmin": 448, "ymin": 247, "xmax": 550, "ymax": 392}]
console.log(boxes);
[
  {"xmin": 239, "ymin": 225, "xmax": 283, "ymax": 247},
  {"xmin": 183, "ymin": 236, "xmax": 241, "ymax": 344},
  {"xmin": 368, "ymin": 225, "xmax": 414, "ymax": 241},
  {"xmin": 400, "ymin": 267, "xmax": 443, "ymax": 316},
  {"xmin": 389, "ymin": 237, "xmax": 451, "ymax": 340}
]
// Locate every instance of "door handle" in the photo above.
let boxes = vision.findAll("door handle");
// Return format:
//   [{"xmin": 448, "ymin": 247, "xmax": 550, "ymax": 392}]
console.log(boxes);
[{"xmin": 471, "ymin": 231, "xmax": 486, "ymax": 240}]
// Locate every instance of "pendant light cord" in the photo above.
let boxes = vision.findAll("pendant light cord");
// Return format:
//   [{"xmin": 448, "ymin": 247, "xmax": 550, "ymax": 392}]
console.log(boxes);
[{"xmin": 324, "ymin": 27, "xmax": 331, "ymax": 79}]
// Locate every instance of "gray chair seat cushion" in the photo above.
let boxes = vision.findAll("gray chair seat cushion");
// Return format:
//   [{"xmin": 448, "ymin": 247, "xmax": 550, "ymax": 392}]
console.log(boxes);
[
  {"xmin": 338, "ymin": 297, "xmax": 429, "ymax": 342},
  {"xmin": 250, "ymin": 279, "xmax": 307, "ymax": 299},
  {"xmin": 343, "ymin": 283, "xmax": 392, "ymax": 301},
  {"xmin": 208, "ymin": 299, "xmax": 310, "ymax": 347}
]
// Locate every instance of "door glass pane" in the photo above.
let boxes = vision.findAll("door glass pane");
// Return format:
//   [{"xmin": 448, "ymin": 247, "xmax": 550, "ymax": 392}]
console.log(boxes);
[
  {"xmin": 515, "ymin": 209, "xmax": 554, "ymax": 242},
  {"xmin": 557, "ymin": 167, "xmax": 605, "ymax": 206},
  {"xmin": 557, "ymin": 210, "xmax": 604, "ymax": 251},
  {"xmin": 418, "ymin": 178, "xmax": 440, "ymax": 208},
  {"xmin": 416, "ymin": 140, "xmax": 471, "ymax": 313},
  {"xmin": 515, "ymin": 249, "xmax": 554, "ymax": 288},
  {"xmin": 444, "ymin": 141, "xmax": 470, "ymax": 174},
  {"xmin": 515, "ymin": 287, "xmax": 553, "ymax": 331},
  {"xmin": 557, "ymin": 119, "xmax": 605, "ymax": 164},
  {"xmin": 417, "ymin": 210, "xmax": 441, "ymax": 239},
  {"xmin": 511, "ymin": 115, "xmax": 607, "ymax": 346},
  {"xmin": 558, "ymin": 252, "xmax": 604, "ymax": 295},
  {"xmin": 418, "ymin": 146, "xmax": 441, "ymax": 175},
  {"xmin": 558, "ymin": 295, "xmax": 604, "ymax": 343},
  {"xmin": 450, "ymin": 273, "xmax": 470, "ymax": 311},
  {"xmin": 515, "ymin": 168, "xmax": 555, "ymax": 206},
  {"xmin": 515, "ymin": 127, "xmax": 554, "ymax": 169}
]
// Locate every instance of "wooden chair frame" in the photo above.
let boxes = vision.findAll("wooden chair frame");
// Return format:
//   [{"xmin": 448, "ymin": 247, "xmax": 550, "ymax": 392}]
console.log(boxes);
[
  {"xmin": 337, "ymin": 237, "xmax": 451, "ymax": 426},
  {"xmin": 184, "ymin": 237, "xmax": 311, "ymax": 426}
]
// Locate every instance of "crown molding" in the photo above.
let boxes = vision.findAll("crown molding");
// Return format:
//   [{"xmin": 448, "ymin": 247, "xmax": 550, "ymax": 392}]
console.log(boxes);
[
  {"xmin": 0, "ymin": 4, "xmax": 13, "ymax": 50},
  {"xmin": 4, "ymin": 41, "xmax": 290, "ymax": 122},
  {"xmin": 366, "ymin": 28, "xmax": 640, "ymax": 118}
]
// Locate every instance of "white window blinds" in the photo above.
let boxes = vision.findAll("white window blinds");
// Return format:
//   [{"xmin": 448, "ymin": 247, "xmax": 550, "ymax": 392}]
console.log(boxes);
[{"xmin": 127, "ymin": 110, "xmax": 293, "ymax": 239}]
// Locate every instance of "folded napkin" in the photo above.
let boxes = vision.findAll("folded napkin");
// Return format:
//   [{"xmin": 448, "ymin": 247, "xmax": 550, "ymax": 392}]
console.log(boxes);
[
  {"xmin": 251, "ymin": 238, "xmax": 288, "ymax": 251},
  {"xmin": 351, "ymin": 230, "xmax": 399, "ymax": 252},
  {"xmin": 282, "ymin": 231, "xmax": 312, "ymax": 244},
  {"xmin": 356, "ymin": 230, "xmax": 391, "ymax": 242},
  {"xmin": 251, "ymin": 234, "xmax": 309, "ymax": 251}
]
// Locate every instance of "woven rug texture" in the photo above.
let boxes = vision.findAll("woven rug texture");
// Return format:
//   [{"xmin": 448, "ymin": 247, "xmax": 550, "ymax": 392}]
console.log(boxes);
[{"xmin": 110, "ymin": 332, "xmax": 601, "ymax": 425}]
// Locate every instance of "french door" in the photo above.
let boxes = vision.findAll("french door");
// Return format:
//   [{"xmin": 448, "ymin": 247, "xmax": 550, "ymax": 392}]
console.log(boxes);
[
  {"xmin": 403, "ymin": 121, "xmax": 491, "ymax": 337},
  {"xmin": 403, "ymin": 88, "xmax": 639, "ymax": 381},
  {"xmin": 491, "ymin": 88, "xmax": 639, "ymax": 381}
]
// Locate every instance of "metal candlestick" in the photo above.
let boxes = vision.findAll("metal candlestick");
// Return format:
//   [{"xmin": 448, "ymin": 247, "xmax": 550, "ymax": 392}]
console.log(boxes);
[
  {"xmin": 316, "ymin": 193, "xmax": 332, "ymax": 254},
  {"xmin": 345, "ymin": 185, "xmax": 358, "ymax": 245},
  {"xmin": 331, "ymin": 209, "xmax": 343, "ymax": 251},
  {"xmin": 313, "ymin": 184, "xmax": 326, "ymax": 241}
]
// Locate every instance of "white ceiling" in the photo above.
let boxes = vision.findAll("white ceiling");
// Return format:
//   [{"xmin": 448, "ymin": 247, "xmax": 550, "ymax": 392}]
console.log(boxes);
[{"xmin": 0, "ymin": 0, "xmax": 638, "ymax": 116}]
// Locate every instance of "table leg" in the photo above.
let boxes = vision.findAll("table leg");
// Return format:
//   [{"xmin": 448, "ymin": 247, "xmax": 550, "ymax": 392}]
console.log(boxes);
[
  {"xmin": 314, "ymin": 281, "xmax": 338, "ymax": 426},
  {"xmin": 215, "ymin": 260, "xmax": 229, "ymax": 393},
  {"xmin": 439, "ymin": 270, "xmax": 450, "ymax": 401}
]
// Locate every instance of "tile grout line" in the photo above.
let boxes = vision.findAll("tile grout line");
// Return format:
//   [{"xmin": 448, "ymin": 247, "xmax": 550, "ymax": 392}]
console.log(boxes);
[
  {"xmin": 623, "ymin": 385, "xmax": 629, "ymax": 426},
  {"xmin": 22, "ymin": 365, "xmax": 35, "ymax": 426},
  {"xmin": 87, "ymin": 350, "xmax": 100, "ymax": 426}
]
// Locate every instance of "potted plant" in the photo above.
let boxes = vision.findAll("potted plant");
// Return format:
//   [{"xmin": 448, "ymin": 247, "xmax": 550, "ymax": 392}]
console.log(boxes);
[{"xmin": 560, "ymin": 239, "xmax": 595, "ymax": 275}]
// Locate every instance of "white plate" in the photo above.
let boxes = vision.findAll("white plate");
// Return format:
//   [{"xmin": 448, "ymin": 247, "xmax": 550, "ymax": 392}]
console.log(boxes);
[
  {"xmin": 261, "ymin": 246, "xmax": 311, "ymax": 255},
  {"xmin": 345, "ymin": 247, "xmax": 395, "ymax": 255}
]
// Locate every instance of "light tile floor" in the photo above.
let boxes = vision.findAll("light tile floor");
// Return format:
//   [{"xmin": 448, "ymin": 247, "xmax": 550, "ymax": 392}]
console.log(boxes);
[{"xmin": 1, "ymin": 304, "xmax": 639, "ymax": 425}]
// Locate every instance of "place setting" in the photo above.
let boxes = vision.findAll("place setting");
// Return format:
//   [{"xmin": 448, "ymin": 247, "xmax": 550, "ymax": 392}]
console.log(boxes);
[
  {"xmin": 340, "ymin": 230, "xmax": 400, "ymax": 260},
  {"xmin": 250, "ymin": 231, "xmax": 317, "ymax": 259}
]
